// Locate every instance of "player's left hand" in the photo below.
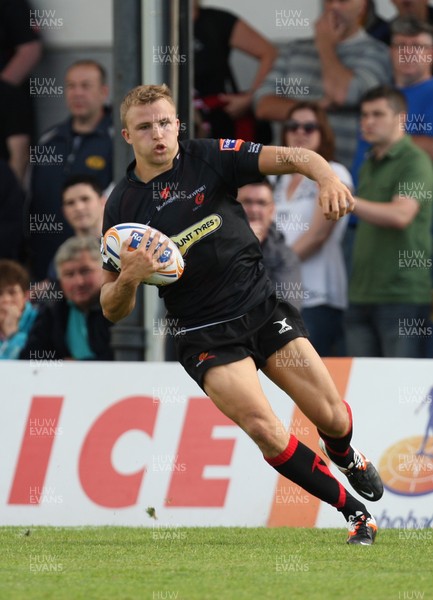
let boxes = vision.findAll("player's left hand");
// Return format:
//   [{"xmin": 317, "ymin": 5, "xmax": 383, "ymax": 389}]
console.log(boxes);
[{"xmin": 318, "ymin": 177, "xmax": 355, "ymax": 221}]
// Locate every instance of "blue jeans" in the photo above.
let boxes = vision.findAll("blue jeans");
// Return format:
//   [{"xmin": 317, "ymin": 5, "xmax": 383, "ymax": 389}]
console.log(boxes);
[
  {"xmin": 345, "ymin": 303, "xmax": 431, "ymax": 358},
  {"xmin": 301, "ymin": 305, "xmax": 346, "ymax": 357}
]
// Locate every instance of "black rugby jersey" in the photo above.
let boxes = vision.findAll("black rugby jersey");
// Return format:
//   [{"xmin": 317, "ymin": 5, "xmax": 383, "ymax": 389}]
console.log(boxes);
[{"xmin": 102, "ymin": 138, "xmax": 274, "ymax": 327}]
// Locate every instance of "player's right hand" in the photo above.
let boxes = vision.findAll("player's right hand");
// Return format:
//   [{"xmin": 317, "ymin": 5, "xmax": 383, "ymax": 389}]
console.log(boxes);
[
  {"xmin": 318, "ymin": 176, "xmax": 355, "ymax": 221},
  {"xmin": 118, "ymin": 230, "xmax": 174, "ymax": 284}
]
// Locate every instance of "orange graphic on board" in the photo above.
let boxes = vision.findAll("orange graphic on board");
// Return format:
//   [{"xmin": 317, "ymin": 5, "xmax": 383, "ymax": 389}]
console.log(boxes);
[
  {"xmin": 379, "ymin": 387, "xmax": 433, "ymax": 496},
  {"xmin": 379, "ymin": 437, "xmax": 433, "ymax": 496}
]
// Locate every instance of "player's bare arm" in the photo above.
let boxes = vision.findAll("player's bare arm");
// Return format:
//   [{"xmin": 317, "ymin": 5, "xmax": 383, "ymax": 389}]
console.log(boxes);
[
  {"xmin": 100, "ymin": 231, "xmax": 172, "ymax": 323},
  {"xmin": 258, "ymin": 145, "xmax": 355, "ymax": 221}
]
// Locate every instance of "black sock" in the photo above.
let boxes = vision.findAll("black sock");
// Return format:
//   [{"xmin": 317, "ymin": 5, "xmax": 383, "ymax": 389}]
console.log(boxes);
[
  {"xmin": 318, "ymin": 400, "xmax": 355, "ymax": 469},
  {"xmin": 264, "ymin": 435, "xmax": 368, "ymax": 521}
]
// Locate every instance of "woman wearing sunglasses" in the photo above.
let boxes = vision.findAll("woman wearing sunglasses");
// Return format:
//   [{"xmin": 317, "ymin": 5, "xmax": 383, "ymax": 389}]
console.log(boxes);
[{"xmin": 272, "ymin": 102, "xmax": 353, "ymax": 357}]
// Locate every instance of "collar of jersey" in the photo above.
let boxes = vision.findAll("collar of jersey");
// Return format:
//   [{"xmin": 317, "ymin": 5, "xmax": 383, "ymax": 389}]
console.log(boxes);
[{"xmin": 126, "ymin": 151, "xmax": 181, "ymax": 185}]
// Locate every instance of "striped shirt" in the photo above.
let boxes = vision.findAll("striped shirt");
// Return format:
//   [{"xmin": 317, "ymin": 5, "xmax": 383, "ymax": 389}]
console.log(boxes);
[{"xmin": 254, "ymin": 29, "xmax": 392, "ymax": 169}]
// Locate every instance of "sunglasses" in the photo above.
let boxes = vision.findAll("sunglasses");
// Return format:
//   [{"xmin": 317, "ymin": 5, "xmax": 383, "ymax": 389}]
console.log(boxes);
[{"xmin": 285, "ymin": 120, "xmax": 320, "ymax": 134}]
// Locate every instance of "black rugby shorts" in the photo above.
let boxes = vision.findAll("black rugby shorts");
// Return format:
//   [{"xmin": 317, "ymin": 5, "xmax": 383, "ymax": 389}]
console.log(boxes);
[{"xmin": 174, "ymin": 295, "xmax": 308, "ymax": 392}]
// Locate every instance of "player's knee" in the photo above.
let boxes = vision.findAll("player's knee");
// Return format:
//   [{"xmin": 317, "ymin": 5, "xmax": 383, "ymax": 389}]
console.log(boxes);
[
  {"xmin": 239, "ymin": 412, "xmax": 278, "ymax": 448},
  {"xmin": 327, "ymin": 403, "xmax": 350, "ymax": 437}
]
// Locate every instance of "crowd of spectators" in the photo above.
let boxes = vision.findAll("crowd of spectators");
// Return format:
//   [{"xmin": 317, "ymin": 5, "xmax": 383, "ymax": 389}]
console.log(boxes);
[{"xmin": 1, "ymin": 0, "xmax": 432, "ymax": 360}]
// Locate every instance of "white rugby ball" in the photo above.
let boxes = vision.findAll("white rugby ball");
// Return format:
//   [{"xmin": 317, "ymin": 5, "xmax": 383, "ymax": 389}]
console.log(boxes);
[{"xmin": 102, "ymin": 222, "xmax": 184, "ymax": 286}]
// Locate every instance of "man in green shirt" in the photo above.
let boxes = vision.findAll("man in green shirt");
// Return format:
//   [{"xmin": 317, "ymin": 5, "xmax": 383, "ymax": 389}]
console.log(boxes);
[{"xmin": 347, "ymin": 85, "xmax": 433, "ymax": 357}]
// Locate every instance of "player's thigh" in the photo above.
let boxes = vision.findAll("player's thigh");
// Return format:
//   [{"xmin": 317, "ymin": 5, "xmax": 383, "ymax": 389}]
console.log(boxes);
[
  {"xmin": 262, "ymin": 337, "xmax": 347, "ymax": 434},
  {"xmin": 203, "ymin": 356, "xmax": 288, "ymax": 451}
]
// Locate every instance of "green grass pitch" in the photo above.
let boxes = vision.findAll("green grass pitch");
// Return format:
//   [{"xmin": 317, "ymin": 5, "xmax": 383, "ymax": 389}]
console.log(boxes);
[{"xmin": 0, "ymin": 526, "xmax": 431, "ymax": 600}]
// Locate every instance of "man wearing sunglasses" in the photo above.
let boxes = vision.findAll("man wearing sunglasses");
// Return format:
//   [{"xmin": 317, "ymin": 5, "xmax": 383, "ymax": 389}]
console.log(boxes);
[{"xmin": 254, "ymin": 0, "xmax": 391, "ymax": 170}]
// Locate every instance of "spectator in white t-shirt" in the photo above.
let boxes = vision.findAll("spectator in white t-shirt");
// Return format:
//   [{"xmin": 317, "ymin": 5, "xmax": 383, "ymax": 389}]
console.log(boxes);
[{"xmin": 272, "ymin": 102, "xmax": 354, "ymax": 357}]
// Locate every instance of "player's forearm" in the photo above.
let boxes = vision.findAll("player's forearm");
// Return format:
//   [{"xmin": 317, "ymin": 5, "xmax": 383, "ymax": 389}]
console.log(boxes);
[
  {"xmin": 260, "ymin": 147, "xmax": 353, "ymax": 220},
  {"xmin": 260, "ymin": 146, "xmax": 339, "ymax": 182},
  {"xmin": 100, "ymin": 275, "xmax": 139, "ymax": 323}
]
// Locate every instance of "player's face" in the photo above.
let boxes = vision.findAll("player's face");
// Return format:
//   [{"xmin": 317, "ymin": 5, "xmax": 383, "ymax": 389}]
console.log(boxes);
[
  {"xmin": 284, "ymin": 108, "xmax": 321, "ymax": 152},
  {"xmin": 58, "ymin": 251, "xmax": 103, "ymax": 310},
  {"xmin": 391, "ymin": 33, "xmax": 433, "ymax": 83},
  {"xmin": 65, "ymin": 65, "xmax": 108, "ymax": 121},
  {"xmin": 62, "ymin": 184, "xmax": 104, "ymax": 234},
  {"xmin": 121, "ymin": 99, "xmax": 180, "ymax": 169},
  {"xmin": 237, "ymin": 185, "xmax": 275, "ymax": 230},
  {"xmin": 360, "ymin": 98, "xmax": 403, "ymax": 145}
]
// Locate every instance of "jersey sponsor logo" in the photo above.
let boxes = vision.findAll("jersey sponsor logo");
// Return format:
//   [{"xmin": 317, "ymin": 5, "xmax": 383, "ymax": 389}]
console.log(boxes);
[
  {"xmin": 85, "ymin": 155, "xmax": 106, "ymax": 170},
  {"xmin": 273, "ymin": 318, "xmax": 293, "ymax": 334},
  {"xmin": 186, "ymin": 185, "xmax": 206, "ymax": 201},
  {"xmin": 219, "ymin": 139, "xmax": 244, "ymax": 151},
  {"xmin": 186, "ymin": 185, "xmax": 207, "ymax": 211},
  {"xmin": 171, "ymin": 214, "xmax": 222, "ymax": 256},
  {"xmin": 156, "ymin": 195, "xmax": 179, "ymax": 211}
]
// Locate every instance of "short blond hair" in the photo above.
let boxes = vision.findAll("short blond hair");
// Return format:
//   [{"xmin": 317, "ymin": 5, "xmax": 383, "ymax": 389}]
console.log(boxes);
[{"xmin": 120, "ymin": 84, "xmax": 176, "ymax": 127}]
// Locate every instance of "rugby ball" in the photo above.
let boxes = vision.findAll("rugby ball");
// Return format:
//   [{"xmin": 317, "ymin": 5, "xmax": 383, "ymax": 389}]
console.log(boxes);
[{"xmin": 102, "ymin": 222, "xmax": 184, "ymax": 286}]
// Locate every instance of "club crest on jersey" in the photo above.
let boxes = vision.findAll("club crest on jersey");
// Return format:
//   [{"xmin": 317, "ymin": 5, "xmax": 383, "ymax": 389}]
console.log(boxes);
[{"xmin": 219, "ymin": 138, "xmax": 244, "ymax": 151}]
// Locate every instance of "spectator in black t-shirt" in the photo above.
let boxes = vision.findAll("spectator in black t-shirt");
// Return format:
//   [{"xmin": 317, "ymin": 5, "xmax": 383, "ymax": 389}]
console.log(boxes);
[
  {"xmin": 0, "ymin": 158, "xmax": 25, "ymax": 262},
  {"xmin": 193, "ymin": 0, "xmax": 277, "ymax": 142},
  {"xmin": 0, "ymin": 0, "xmax": 42, "ymax": 183}
]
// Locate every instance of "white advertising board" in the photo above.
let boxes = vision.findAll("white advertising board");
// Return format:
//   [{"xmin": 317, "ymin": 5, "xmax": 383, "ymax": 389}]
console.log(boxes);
[{"xmin": 1, "ymin": 360, "xmax": 432, "ymax": 530}]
